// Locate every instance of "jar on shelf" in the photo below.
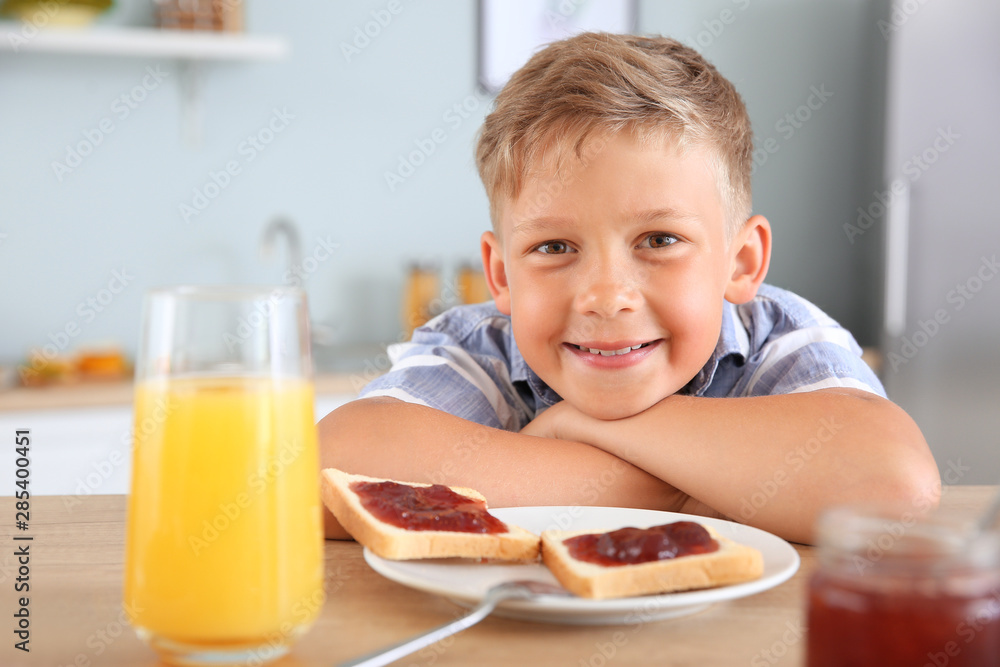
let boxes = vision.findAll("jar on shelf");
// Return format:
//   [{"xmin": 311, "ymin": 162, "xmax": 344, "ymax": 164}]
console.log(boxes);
[
  {"xmin": 806, "ymin": 505, "xmax": 1000, "ymax": 666},
  {"xmin": 402, "ymin": 263, "xmax": 441, "ymax": 339},
  {"xmin": 457, "ymin": 263, "xmax": 491, "ymax": 305},
  {"xmin": 155, "ymin": 0, "xmax": 243, "ymax": 32}
]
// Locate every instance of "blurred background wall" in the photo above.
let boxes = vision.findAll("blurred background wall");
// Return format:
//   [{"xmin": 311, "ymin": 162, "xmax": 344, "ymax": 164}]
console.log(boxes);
[{"xmin": 0, "ymin": 0, "xmax": 889, "ymax": 366}]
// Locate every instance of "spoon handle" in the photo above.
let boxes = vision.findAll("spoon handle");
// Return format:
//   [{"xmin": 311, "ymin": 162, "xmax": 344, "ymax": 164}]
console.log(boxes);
[{"xmin": 337, "ymin": 595, "xmax": 500, "ymax": 667}]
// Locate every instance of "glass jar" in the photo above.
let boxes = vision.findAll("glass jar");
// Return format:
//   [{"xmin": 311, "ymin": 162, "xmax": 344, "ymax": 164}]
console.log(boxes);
[
  {"xmin": 807, "ymin": 506, "xmax": 1000, "ymax": 666},
  {"xmin": 402, "ymin": 263, "xmax": 441, "ymax": 339},
  {"xmin": 457, "ymin": 263, "xmax": 491, "ymax": 305}
]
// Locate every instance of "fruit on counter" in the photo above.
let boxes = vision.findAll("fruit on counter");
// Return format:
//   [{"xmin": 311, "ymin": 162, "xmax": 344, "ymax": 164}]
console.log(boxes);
[
  {"xmin": 19, "ymin": 352, "xmax": 76, "ymax": 387},
  {"xmin": 18, "ymin": 346, "xmax": 131, "ymax": 387},
  {"xmin": 76, "ymin": 347, "xmax": 130, "ymax": 378}
]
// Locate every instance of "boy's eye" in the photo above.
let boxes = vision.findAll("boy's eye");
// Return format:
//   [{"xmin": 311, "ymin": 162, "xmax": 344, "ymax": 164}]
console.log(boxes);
[
  {"xmin": 535, "ymin": 241, "xmax": 572, "ymax": 254},
  {"xmin": 641, "ymin": 233, "xmax": 678, "ymax": 249}
]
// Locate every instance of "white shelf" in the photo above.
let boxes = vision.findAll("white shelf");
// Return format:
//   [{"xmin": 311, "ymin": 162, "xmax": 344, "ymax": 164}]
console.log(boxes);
[
  {"xmin": 0, "ymin": 22, "xmax": 289, "ymax": 146},
  {"xmin": 0, "ymin": 23, "xmax": 289, "ymax": 61}
]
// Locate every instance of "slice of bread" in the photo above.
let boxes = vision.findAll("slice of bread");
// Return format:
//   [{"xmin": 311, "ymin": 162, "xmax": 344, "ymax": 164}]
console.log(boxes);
[
  {"xmin": 321, "ymin": 468, "xmax": 540, "ymax": 561},
  {"xmin": 541, "ymin": 523, "xmax": 764, "ymax": 599}
]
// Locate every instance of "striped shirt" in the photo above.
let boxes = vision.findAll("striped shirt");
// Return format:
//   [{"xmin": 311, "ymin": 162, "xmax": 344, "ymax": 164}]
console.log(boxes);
[{"xmin": 359, "ymin": 284, "xmax": 884, "ymax": 431}]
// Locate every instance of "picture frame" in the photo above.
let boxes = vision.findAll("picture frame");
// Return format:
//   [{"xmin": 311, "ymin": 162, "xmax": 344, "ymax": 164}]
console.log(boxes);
[{"xmin": 478, "ymin": 0, "xmax": 639, "ymax": 94}]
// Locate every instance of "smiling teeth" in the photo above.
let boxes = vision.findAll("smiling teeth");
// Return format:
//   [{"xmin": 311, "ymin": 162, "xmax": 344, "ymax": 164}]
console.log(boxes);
[{"xmin": 581, "ymin": 344, "xmax": 648, "ymax": 356}]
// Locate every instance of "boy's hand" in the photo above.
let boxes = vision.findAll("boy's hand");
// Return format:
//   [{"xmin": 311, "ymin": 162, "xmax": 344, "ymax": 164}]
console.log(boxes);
[
  {"xmin": 519, "ymin": 398, "xmax": 697, "ymax": 513},
  {"xmin": 521, "ymin": 399, "xmax": 646, "ymax": 462},
  {"xmin": 521, "ymin": 398, "xmax": 652, "ymax": 460},
  {"xmin": 520, "ymin": 398, "xmax": 641, "ymax": 444},
  {"xmin": 520, "ymin": 400, "xmax": 582, "ymax": 440}
]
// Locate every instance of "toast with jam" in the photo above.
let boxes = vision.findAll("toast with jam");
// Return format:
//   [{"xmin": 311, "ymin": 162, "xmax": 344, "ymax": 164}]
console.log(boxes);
[
  {"xmin": 321, "ymin": 468, "xmax": 540, "ymax": 561},
  {"xmin": 541, "ymin": 521, "xmax": 764, "ymax": 599}
]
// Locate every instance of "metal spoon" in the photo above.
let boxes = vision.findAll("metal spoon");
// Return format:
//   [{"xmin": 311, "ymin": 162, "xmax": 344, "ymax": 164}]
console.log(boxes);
[{"xmin": 337, "ymin": 580, "xmax": 569, "ymax": 667}]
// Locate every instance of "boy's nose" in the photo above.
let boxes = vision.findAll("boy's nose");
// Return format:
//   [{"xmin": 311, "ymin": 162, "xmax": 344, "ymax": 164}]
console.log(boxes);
[{"xmin": 573, "ymin": 265, "xmax": 643, "ymax": 318}]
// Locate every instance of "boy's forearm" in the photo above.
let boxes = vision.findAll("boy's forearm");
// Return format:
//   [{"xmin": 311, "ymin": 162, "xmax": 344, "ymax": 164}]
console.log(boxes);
[
  {"xmin": 544, "ymin": 389, "xmax": 941, "ymax": 544},
  {"xmin": 316, "ymin": 396, "xmax": 686, "ymax": 539}
]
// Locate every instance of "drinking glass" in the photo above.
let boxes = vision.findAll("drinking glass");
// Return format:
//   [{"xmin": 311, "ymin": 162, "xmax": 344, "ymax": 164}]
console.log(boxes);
[{"xmin": 123, "ymin": 286, "xmax": 324, "ymax": 665}]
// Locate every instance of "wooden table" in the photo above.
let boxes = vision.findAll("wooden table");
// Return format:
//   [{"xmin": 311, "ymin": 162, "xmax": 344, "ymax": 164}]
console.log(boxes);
[{"xmin": 0, "ymin": 487, "xmax": 992, "ymax": 667}]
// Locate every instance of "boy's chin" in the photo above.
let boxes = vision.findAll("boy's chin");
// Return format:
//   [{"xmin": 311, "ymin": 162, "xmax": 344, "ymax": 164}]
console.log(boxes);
[{"xmin": 570, "ymin": 394, "xmax": 666, "ymax": 421}]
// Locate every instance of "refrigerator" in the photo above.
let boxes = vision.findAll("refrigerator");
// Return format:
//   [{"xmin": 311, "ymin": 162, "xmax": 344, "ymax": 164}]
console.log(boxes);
[{"xmin": 880, "ymin": 0, "xmax": 1000, "ymax": 484}]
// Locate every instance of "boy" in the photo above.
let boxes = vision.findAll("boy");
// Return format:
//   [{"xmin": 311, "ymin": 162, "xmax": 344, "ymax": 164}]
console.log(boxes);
[{"xmin": 319, "ymin": 33, "xmax": 939, "ymax": 544}]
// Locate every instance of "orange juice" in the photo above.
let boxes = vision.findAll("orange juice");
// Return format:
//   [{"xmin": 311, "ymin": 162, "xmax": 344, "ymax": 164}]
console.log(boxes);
[{"xmin": 124, "ymin": 375, "xmax": 324, "ymax": 652}]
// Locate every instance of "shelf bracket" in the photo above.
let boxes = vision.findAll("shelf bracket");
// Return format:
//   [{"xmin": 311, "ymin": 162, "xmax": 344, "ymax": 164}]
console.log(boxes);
[{"xmin": 178, "ymin": 60, "xmax": 203, "ymax": 148}]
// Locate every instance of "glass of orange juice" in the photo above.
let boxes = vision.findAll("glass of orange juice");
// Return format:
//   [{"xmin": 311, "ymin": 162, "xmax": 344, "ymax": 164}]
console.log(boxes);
[{"xmin": 123, "ymin": 286, "xmax": 324, "ymax": 665}]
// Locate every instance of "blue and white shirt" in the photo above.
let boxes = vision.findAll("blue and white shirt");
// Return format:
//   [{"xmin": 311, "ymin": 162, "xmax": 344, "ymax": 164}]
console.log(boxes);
[{"xmin": 359, "ymin": 284, "xmax": 884, "ymax": 431}]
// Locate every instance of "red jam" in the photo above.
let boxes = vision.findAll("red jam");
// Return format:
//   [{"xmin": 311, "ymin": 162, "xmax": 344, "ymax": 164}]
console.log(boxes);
[
  {"xmin": 351, "ymin": 481, "xmax": 508, "ymax": 534},
  {"xmin": 806, "ymin": 507, "xmax": 1000, "ymax": 666},
  {"xmin": 807, "ymin": 571, "xmax": 1000, "ymax": 666},
  {"xmin": 565, "ymin": 521, "xmax": 719, "ymax": 566}
]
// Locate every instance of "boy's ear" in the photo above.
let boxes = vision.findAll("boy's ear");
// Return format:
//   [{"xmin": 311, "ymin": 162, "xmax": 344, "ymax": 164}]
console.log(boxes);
[
  {"xmin": 724, "ymin": 214, "xmax": 772, "ymax": 304},
  {"xmin": 481, "ymin": 231, "xmax": 512, "ymax": 314}
]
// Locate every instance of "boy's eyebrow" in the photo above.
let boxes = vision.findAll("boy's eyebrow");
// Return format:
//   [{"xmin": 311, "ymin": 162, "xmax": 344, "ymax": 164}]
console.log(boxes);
[
  {"xmin": 511, "ymin": 217, "xmax": 571, "ymax": 237},
  {"xmin": 631, "ymin": 207, "xmax": 703, "ymax": 226},
  {"xmin": 512, "ymin": 208, "xmax": 701, "ymax": 237}
]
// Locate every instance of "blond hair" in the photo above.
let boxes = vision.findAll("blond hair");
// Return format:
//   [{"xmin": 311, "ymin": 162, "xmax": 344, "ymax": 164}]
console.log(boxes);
[{"xmin": 475, "ymin": 32, "xmax": 753, "ymax": 235}]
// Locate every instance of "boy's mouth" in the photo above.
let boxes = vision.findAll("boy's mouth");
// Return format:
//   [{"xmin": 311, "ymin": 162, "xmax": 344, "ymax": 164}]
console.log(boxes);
[
  {"xmin": 567, "ymin": 341, "xmax": 656, "ymax": 356},
  {"xmin": 562, "ymin": 339, "xmax": 662, "ymax": 369}
]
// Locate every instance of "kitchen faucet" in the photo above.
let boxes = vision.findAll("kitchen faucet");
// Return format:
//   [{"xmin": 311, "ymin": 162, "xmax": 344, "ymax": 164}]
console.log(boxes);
[
  {"xmin": 258, "ymin": 217, "xmax": 337, "ymax": 346},
  {"xmin": 259, "ymin": 216, "xmax": 303, "ymax": 281}
]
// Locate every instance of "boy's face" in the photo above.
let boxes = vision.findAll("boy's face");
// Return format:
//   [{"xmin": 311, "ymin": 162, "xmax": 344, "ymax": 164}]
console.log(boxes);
[{"xmin": 483, "ymin": 132, "xmax": 766, "ymax": 420}]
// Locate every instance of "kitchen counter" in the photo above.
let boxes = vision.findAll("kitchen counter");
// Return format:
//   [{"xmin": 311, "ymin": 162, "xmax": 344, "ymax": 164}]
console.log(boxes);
[
  {"xmin": 0, "ymin": 340, "xmax": 392, "ymax": 412},
  {"xmin": 0, "ymin": 372, "xmax": 366, "ymax": 412}
]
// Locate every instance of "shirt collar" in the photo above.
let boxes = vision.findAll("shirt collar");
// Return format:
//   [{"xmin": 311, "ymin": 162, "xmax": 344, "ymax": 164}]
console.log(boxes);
[
  {"xmin": 507, "ymin": 301, "xmax": 749, "ymax": 405},
  {"xmin": 685, "ymin": 301, "xmax": 750, "ymax": 396}
]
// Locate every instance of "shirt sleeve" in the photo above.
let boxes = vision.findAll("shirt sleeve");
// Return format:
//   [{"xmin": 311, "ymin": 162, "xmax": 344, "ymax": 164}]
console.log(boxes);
[
  {"xmin": 737, "ymin": 289, "xmax": 887, "ymax": 398},
  {"xmin": 357, "ymin": 309, "xmax": 534, "ymax": 431}
]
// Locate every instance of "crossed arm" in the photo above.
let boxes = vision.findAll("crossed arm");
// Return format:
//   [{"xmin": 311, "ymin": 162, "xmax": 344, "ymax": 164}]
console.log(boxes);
[{"xmin": 317, "ymin": 389, "xmax": 940, "ymax": 544}]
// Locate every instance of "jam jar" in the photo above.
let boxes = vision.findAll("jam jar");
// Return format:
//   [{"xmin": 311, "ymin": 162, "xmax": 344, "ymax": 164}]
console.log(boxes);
[{"xmin": 807, "ymin": 506, "xmax": 1000, "ymax": 666}]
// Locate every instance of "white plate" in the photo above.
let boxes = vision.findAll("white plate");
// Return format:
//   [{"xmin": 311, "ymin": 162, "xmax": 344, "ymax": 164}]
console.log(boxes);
[{"xmin": 363, "ymin": 506, "xmax": 800, "ymax": 625}]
